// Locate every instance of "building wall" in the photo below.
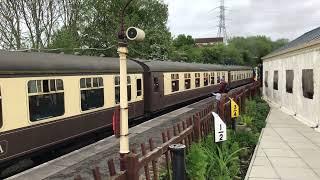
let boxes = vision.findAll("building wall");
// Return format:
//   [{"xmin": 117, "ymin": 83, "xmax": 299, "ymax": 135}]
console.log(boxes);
[{"xmin": 263, "ymin": 46, "xmax": 320, "ymax": 127}]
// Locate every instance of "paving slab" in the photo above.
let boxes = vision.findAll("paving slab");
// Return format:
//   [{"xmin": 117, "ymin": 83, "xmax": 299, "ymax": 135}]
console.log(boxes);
[
  {"xmin": 249, "ymin": 166, "xmax": 279, "ymax": 179},
  {"xmin": 246, "ymin": 104, "xmax": 320, "ymax": 180}
]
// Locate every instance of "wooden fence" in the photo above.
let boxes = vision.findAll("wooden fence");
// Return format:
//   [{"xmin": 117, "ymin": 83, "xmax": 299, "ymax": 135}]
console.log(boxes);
[{"xmin": 74, "ymin": 81, "xmax": 261, "ymax": 180}]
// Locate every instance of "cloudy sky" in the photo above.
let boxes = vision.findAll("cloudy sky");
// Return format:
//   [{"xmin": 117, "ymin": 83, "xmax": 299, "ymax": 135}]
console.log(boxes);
[{"xmin": 163, "ymin": 0, "xmax": 320, "ymax": 40}]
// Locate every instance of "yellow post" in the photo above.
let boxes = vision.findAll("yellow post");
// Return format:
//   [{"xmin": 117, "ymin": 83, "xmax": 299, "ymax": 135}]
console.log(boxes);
[{"xmin": 118, "ymin": 46, "xmax": 129, "ymax": 154}]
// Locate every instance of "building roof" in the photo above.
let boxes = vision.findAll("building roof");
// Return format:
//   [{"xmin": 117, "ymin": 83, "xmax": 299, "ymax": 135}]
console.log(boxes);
[
  {"xmin": 0, "ymin": 51, "xmax": 143, "ymax": 75},
  {"xmin": 263, "ymin": 26, "xmax": 320, "ymax": 59},
  {"xmin": 194, "ymin": 37, "xmax": 223, "ymax": 44}
]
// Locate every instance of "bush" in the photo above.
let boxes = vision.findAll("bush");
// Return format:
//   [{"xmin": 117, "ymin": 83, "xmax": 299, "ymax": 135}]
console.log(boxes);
[
  {"xmin": 245, "ymin": 97, "xmax": 270, "ymax": 133},
  {"xmin": 230, "ymin": 131, "xmax": 259, "ymax": 150},
  {"xmin": 186, "ymin": 144, "xmax": 208, "ymax": 180}
]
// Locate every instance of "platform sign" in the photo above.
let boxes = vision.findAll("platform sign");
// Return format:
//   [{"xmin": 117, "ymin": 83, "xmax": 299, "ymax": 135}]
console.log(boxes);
[
  {"xmin": 230, "ymin": 98, "xmax": 239, "ymax": 118},
  {"xmin": 212, "ymin": 112, "xmax": 227, "ymax": 142}
]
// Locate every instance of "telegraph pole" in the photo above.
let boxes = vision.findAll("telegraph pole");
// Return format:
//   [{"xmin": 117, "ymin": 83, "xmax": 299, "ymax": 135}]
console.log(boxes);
[{"xmin": 217, "ymin": 0, "xmax": 228, "ymax": 44}]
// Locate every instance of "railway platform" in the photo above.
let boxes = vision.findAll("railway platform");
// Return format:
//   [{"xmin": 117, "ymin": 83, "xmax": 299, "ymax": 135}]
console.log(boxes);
[
  {"xmin": 246, "ymin": 103, "xmax": 320, "ymax": 180},
  {"xmin": 8, "ymin": 97, "xmax": 216, "ymax": 180}
]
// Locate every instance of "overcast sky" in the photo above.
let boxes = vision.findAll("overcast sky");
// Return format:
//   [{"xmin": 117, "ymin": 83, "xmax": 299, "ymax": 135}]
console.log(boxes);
[{"xmin": 164, "ymin": 0, "xmax": 320, "ymax": 40}]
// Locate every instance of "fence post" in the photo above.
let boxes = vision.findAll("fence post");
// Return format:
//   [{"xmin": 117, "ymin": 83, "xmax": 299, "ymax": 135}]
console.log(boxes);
[
  {"xmin": 126, "ymin": 153, "xmax": 139, "ymax": 180},
  {"xmin": 193, "ymin": 115, "xmax": 201, "ymax": 142},
  {"xmin": 219, "ymin": 94, "xmax": 226, "ymax": 120}
]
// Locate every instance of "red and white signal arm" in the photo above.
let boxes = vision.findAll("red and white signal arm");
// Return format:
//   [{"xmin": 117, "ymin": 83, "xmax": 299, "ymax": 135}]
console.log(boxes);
[{"xmin": 212, "ymin": 112, "xmax": 227, "ymax": 142}]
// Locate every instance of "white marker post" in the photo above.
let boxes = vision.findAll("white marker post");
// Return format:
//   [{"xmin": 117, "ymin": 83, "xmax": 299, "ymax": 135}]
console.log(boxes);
[{"xmin": 212, "ymin": 112, "xmax": 227, "ymax": 142}]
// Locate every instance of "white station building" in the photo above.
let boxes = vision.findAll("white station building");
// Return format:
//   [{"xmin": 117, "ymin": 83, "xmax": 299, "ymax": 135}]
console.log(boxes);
[{"xmin": 262, "ymin": 27, "xmax": 320, "ymax": 128}]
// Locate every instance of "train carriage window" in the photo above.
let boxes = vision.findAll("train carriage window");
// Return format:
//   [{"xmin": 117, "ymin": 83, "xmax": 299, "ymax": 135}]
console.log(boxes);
[
  {"xmin": 210, "ymin": 72, "xmax": 215, "ymax": 84},
  {"xmin": 85, "ymin": 78, "xmax": 91, "ymax": 88},
  {"xmin": 273, "ymin": 71, "xmax": 278, "ymax": 90},
  {"xmin": 204, "ymin": 73, "xmax": 209, "ymax": 86},
  {"xmin": 115, "ymin": 76, "xmax": 132, "ymax": 104},
  {"xmin": 127, "ymin": 77, "xmax": 132, "ymax": 101},
  {"xmin": 93, "ymin": 78, "xmax": 99, "ymax": 87},
  {"xmin": 286, "ymin": 70, "xmax": 294, "ymax": 93},
  {"xmin": 302, "ymin": 69, "xmax": 314, "ymax": 99},
  {"xmin": 153, "ymin": 77, "xmax": 159, "ymax": 92},
  {"xmin": 195, "ymin": 73, "xmax": 200, "ymax": 87},
  {"xmin": 222, "ymin": 72, "xmax": 225, "ymax": 81},
  {"xmin": 264, "ymin": 71, "xmax": 268, "ymax": 87},
  {"xmin": 43, "ymin": 80, "xmax": 49, "ymax": 93},
  {"xmin": 217, "ymin": 72, "xmax": 221, "ymax": 83},
  {"xmin": 80, "ymin": 77, "xmax": 104, "ymax": 111},
  {"xmin": 28, "ymin": 79, "xmax": 65, "ymax": 122},
  {"xmin": 28, "ymin": 80, "xmax": 37, "ymax": 93},
  {"xmin": 171, "ymin": 74, "xmax": 179, "ymax": 92},
  {"xmin": 115, "ymin": 76, "xmax": 120, "ymax": 104},
  {"xmin": 184, "ymin": 73, "xmax": 191, "ymax": 90},
  {"xmin": 137, "ymin": 79, "xmax": 142, "ymax": 96},
  {"xmin": 50, "ymin": 79, "xmax": 56, "ymax": 91}
]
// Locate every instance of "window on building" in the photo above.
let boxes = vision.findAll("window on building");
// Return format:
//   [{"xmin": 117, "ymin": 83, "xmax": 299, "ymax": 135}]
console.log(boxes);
[
  {"xmin": 195, "ymin": 73, "xmax": 200, "ymax": 87},
  {"xmin": 273, "ymin": 71, "xmax": 278, "ymax": 90},
  {"xmin": 264, "ymin": 71, "xmax": 268, "ymax": 87},
  {"xmin": 204, "ymin": 73, "xmax": 209, "ymax": 86},
  {"xmin": 286, "ymin": 70, "xmax": 294, "ymax": 93},
  {"xmin": 28, "ymin": 79, "xmax": 64, "ymax": 121},
  {"xmin": 302, "ymin": 69, "xmax": 314, "ymax": 99},
  {"xmin": 184, "ymin": 73, "xmax": 191, "ymax": 89},
  {"xmin": 154, "ymin": 77, "xmax": 159, "ymax": 92},
  {"xmin": 137, "ymin": 79, "xmax": 142, "ymax": 96},
  {"xmin": 210, "ymin": 72, "xmax": 215, "ymax": 84},
  {"xmin": 80, "ymin": 77, "xmax": 104, "ymax": 111},
  {"xmin": 217, "ymin": 72, "xmax": 221, "ymax": 83},
  {"xmin": 115, "ymin": 76, "xmax": 132, "ymax": 104},
  {"xmin": 171, "ymin": 74, "xmax": 179, "ymax": 92}
]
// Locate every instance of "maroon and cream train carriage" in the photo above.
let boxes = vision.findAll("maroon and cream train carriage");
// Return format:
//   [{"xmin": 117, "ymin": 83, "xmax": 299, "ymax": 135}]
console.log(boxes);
[
  {"xmin": 0, "ymin": 51, "xmax": 145, "ymax": 167},
  {"xmin": 0, "ymin": 51, "xmax": 253, "ymax": 168},
  {"xmin": 134, "ymin": 59, "xmax": 253, "ymax": 113}
]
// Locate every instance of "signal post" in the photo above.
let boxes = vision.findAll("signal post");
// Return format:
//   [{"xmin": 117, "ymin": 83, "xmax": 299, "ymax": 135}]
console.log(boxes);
[{"xmin": 117, "ymin": 0, "xmax": 145, "ymax": 168}]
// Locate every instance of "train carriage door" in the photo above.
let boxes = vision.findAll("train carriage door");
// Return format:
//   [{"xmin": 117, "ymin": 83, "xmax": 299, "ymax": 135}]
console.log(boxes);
[{"xmin": 151, "ymin": 72, "xmax": 163, "ymax": 111}]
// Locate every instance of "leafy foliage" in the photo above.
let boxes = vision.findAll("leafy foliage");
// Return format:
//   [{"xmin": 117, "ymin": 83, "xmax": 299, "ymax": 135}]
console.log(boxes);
[
  {"xmin": 186, "ymin": 144, "xmax": 208, "ymax": 180},
  {"xmin": 245, "ymin": 97, "xmax": 270, "ymax": 133},
  {"xmin": 201, "ymin": 134, "xmax": 243, "ymax": 180},
  {"xmin": 186, "ymin": 97, "xmax": 270, "ymax": 179},
  {"xmin": 170, "ymin": 35, "xmax": 288, "ymax": 66}
]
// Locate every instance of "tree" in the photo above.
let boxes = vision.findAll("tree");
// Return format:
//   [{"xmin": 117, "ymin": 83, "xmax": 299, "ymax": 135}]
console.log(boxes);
[
  {"xmin": 173, "ymin": 34, "xmax": 195, "ymax": 49},
  {"xmin": 78, "ymin": 0, "xmax": 171, "ymax": 58},
  {"xmin": 49, "ymin": 27, "xmax": 80, "ymax": 49},
  {"xmin": 0, "ymin": 0, "xmax": 22, "ymax": 49}
]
